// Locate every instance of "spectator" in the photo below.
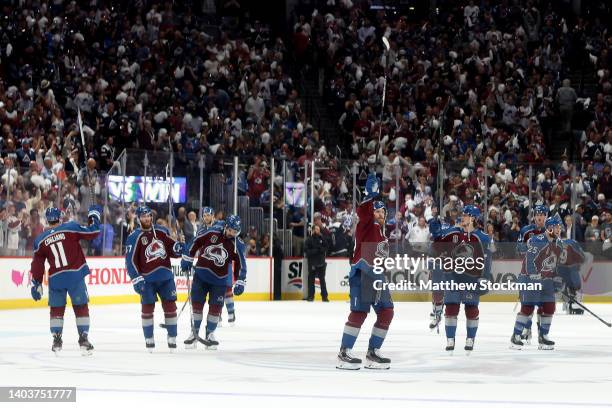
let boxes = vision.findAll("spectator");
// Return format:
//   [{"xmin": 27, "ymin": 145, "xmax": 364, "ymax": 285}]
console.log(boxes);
[
  {"xmin": 407, "ymin": 216, "xmax": 430, "ymax": 254},
  {"xmin": 304, "ymin": 224, "xmax": 329, "ymax": 302},
  {"xmin": 183, "ymin": 211, "xmax": 199, "ymax": 243}
]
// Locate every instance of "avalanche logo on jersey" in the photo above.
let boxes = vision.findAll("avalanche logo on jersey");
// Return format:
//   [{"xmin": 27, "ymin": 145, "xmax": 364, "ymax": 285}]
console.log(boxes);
[
  {"xmin": 541, "ymin": 253, "xmax": 558, "ymax": 273},
  {"xmin": 452, "ymin": 242, "xmax": 475, "ymax": 259},
  {"xmin": 144, "ymin": 239, "xmax": 167, "ymax": 263},
  {"xmin": 203, "ymin": 243, "xmax": 229, "ymax": 267},
  {"xmin": 375, "ymin": 240, "xmax": 389, "ymax": 259}
]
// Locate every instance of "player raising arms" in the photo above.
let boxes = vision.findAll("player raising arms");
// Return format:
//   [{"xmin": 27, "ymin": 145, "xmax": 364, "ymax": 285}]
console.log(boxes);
[
  {"xmin": 181, "ymin": 214, "xmax": 247, "ymax": 349},
  {"xmin": 30, "ymin": 205, "xmax": 102, "ymax": 355},
  {"xmin": 510, "ymin": 214, "xmax": 564, "ymax": 350},
  {"xmin": 125, "ymin": 206, "xmax": 183, "ymax": 352},
  {"xmin": 515, "ymin": 204, "xmax": 548, "ymax": 343},
  {"xmin": 431, "ymin": 205, "xmax": 492, "ymax": 355},
  {"xmin": 337, "ymin": 173, "xmax": 394, "ymax": 370}
]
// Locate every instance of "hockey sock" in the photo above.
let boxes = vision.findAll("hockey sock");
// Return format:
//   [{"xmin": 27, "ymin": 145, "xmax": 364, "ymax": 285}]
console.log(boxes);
[
  {"xmin": 141, "ymin": 303, "xmax": 155, "ymax": 339},
  {"xmin": 444, "ymin": 304, "xmax": 459, "ymax": 339},
  {"xmin": 433, "ymin": 303, "xmax": 443, "ymax": 315},
  {"xmin": 50, "ymin": 306, "xmax": 66, "ymax": 335},
  {"xmin": 514, "ymin": 305, "xmax": 535, "ymax": 336},
  {"xmin": 432, "ymin": 292, "xmax": 444, "ymax": 307},
  {"xmin": 225, "ymin": 287, "xmax": 235, "ymax": 314},
  {"xmin": 206, "ymin": 304, "xmax": 222, "ymax": 335},
  {"xmin": 192, "ymin": 302, "xmax": 204, "ymax": 334},
  {"xmin": 162, "ymin": 300, "xmax": 177, "ymax": 337},
  {"xmin": 465, "ymin": 305, "xmax": 479, "ymax": 338},
  {"xmin": 341, "ymin": 311, "xmax": 367, "ymax": 349},
  {"xmin": 539, "ymin": 302, "xmax": 555, "ymax": 335},
  {"xmin": 72, "ymin": 304, "xmax": 90, "ymax": 335},
  {"xmin": 368, "ymin": 308, "xmax": 393, "ymax": 350}
]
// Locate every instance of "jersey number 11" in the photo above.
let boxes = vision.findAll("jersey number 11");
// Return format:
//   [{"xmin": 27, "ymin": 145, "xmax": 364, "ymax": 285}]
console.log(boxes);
[{"xmin": 49, "ymin": 242, "xmax": 68, "ymax": 268}]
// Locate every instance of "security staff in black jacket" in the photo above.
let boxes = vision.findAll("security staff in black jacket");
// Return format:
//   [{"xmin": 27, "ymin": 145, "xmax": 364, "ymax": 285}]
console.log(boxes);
[{"xmin": 304, "ymin": 224, "xmax": 330, "ymax": 302}]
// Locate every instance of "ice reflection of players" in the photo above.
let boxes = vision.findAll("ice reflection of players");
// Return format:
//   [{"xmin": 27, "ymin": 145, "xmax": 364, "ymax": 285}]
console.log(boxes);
[{"xmin": 430, "ymin": 205, "xmax": 492, "ymax": 355}]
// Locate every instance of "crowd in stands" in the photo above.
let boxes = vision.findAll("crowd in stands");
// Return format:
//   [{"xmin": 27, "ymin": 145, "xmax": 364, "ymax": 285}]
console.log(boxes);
[{"xmin": 0, "ymin": 0, "xmax": 610, "ymax": 259}]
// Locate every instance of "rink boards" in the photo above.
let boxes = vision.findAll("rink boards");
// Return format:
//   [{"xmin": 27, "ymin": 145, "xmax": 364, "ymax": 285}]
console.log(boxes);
[{"xmin": 1, "ymin": 255, "xmax": 611, "ymax": 309}]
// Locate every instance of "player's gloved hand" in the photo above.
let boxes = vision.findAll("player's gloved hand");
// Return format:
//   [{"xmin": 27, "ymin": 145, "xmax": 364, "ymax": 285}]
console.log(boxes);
[
  {"xmin": 553, "ymin": 276, "xmax": 564, "ymax": 292},
  {"xmin": 31, "ymin": 280, "xmax": 43, "ymax": 301},
  {"xmin": 428, "ymin": 218, "xmax": 442, "ymax": 237},
  {"xmin": 233, "ymin": 279, "xmax": 246, "ymax": 296},
  {"xmin": 131, "ymin": 275, "xmax": 145, "ymax": 294},
  {"xmin": 88, "ymin": 205, "xmax": 102, "ymax": 223},
  {"xmin": 180, "ymin": 258, "xmax": 192, "ymax": 273},
  {"xmin": 365, "ymin": 173, "xmax": 379, "ymax": 197}
]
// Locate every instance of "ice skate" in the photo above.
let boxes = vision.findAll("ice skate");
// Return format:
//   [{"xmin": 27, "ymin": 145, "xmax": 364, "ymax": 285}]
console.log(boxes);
[
  {"xmin": 168, "ymin": 336, "xmax": 177, "ymax": 352},
  {"xmin": 364, "ymin": 348, "xmax": 390, "ymax": 370},
  {"xmin": 184, "ymin": 332, "xmax": 198, "ymax": 349},
  {"xmin": 228, "ymin": 312, "xmax": 236, "ymax": 327},
  {"xmin": 465, "ymin": 338, "xmax": 475, "ymax": 355},
  {"xmin": 510, "ymin": 334, "xmax": 524, "ymax": 350},
  {"xmin": 446, "ymin": 338, "xmax": 455, "ymax": 355},
  {"xmin": 78, "ymin": 332, "xmax": 94, "ymax": 356},
  {"xmin": 336, "ymin": 348, "xmax": 361, "ymax": 370},
  {"xmin": 200, "ymin": 332, "xmax": 219, "ymax": 350},
  {"xmin": 538, "ymin": 334, "xmax": 555, "ymax": 350},
  {"xmin": 145, "ymin": 337, "xmax": 155, "ymax": 353},
  {"xmin": 429, "ymin": 312, "xmax": 441, "ymax": 331},
  {"xmin": 51, "ymin": 333, "xmax": 62, "ymax": 355}
]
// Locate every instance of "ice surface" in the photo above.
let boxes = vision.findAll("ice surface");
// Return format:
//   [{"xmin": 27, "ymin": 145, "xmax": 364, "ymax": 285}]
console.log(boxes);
[{"xmin": 1, "ymin": 301, "xmax": 611, "ymax": 408}]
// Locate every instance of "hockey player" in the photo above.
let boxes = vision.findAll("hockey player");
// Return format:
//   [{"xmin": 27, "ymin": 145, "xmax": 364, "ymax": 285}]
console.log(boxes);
[
  {"xmin": 125, "ymin": 206, "xmax": 183, "ymax": 352},
  {"xmin": 337, "ymin": 173, "xmax": 394, "ymax": 370},
  {"xmin": 198, "ymin": 209, "xmax": 237, "ymax": 326},
  {"xmin": 30, "ymin": 205, "xmax": 102, "ymax": 355},
  {"xmin": 557, "ymin": 238, "xmax": 586, "ymax": 315},
  {"xmin": 198, "ymin": 206, "xmax": 215, "ymax": 233},
  {"xmin": 181, "ymin": 214, "xmax": 247, "ymax": 349},
  {"xmin": 431, "ymin": 205, "xmax": 492, "ymax": 354},
  {"xmin": 516, "ymin": 205, "xmax": 548, "ymax": 342},
  {"xmin": 510, "ymin": 214, "xmax": 564, "ymax": 350}
]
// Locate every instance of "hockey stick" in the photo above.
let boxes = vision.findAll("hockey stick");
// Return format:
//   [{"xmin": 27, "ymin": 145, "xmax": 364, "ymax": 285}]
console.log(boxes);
[
  {"xmin": 77, "ymin": 107, "xmax": 96, "ymax": 206},
  {"xmin": 561, "ymin": 290, "xmax": 612, "ymax": 327},
  {"xmin": 377, "ymin": 37, "xmax": 390, "ymax": 149}
]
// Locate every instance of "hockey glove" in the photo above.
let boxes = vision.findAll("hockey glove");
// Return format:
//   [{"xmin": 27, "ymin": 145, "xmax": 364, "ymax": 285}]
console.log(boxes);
[
  {"xmin": 131, "ymin": 275, "xmax": 146, "ymax": 294},
  {"xmin": 553, "ymin": 276, "xmax": 565, "ymax": 292},
  {"xmin": 365, "ymin": 173, "xmax": 379, "ymax": 197},
  {"xmin": 233, "ymin": 279, "xmax": 246, "ymax": 296},
  {"xmin": 31, "ymin": 280, "xmax": 43, "ymax": 301},
  {"xmin": 88, "ymin": 205, "xmax": 103, "ymax": 223}
]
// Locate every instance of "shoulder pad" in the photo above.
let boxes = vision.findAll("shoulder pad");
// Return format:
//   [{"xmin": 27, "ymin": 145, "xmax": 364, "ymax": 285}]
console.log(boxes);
[{"xmin": 154, "ymin": 225, "xmax": 170, "ymax": 235}]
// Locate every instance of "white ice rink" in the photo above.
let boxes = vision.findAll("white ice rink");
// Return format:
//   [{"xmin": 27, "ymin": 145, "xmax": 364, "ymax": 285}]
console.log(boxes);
[{"xmin": 1, "ymin": 301, "xmax": 612, "ymax": 408}]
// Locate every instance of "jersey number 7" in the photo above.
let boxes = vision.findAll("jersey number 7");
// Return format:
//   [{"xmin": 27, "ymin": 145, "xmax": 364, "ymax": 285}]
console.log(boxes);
[{"xmin": 49, "ymin": 242, "xmax": 68, "ymax": 268}]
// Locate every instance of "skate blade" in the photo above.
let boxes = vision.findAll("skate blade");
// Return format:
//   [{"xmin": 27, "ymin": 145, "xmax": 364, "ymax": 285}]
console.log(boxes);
[
  {"xmin": 184, "ymin": 343, "xmax": 197, "ymax": 350},
  {"xmin": 336, "ymin": 361, "xmax": 361, "ymax": 370},
  {"xmin": 510, "ymin": 344, "xmax": 523, "ymax": 350},
  {"xmin": 446, "ymin": 349, "xmax": 454, "ymax": 355},
  {"xmin": 465, "ymin": 348, "xmax": 473, "ymax": 356},
  {"xmin": 80, "ymin": 348, "xmax": 93, "ymax": 356},
  {"xmin": 168, "ymin": 347, "xmax": 176, "ymax": 353},
  {"xmin": 53, "ymin": 349, "xmax": 61, "ymax": 357},
  {"xmin": 205, "ymin": 345, "xmax": 218, "ymax": 350},
  {"xmin": 364, "ymin": 362, "xmax": 390, "ymax": 370},
  {"xmin": 228, "ymin": 322, "xmax": 235, "ymax": 327},
  {"xmin": 538, "ymin": 345, "xmax": 554, "ymax": 350}
]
